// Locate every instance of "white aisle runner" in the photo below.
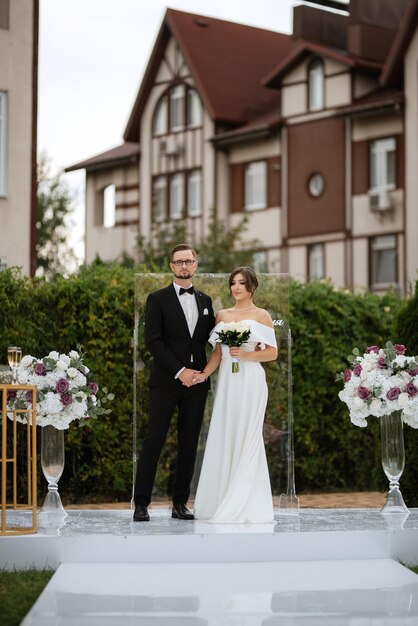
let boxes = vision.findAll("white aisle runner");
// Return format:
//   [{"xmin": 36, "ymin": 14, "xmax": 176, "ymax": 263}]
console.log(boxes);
[{"xmin": 22, "ymin": 559, "xmax": 418, "ymax": 625}]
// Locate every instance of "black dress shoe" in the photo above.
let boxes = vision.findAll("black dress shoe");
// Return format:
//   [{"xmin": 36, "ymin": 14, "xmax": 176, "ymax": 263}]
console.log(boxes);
[
  {"xmin": 172, "ymin": 503, "xmax": 194, "ymax": 520},
  {"xmin": 133, "ymin": 504, "xmax": 150, "ymax": 522}
]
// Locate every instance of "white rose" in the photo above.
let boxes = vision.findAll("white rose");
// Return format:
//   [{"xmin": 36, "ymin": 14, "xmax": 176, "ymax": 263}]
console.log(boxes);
[
  {"xmin": 21, "ymin": 355, "xmax": 34, "ymax": 368},
  {"xmin": 48, "ymin": 351, "xmax": 59, "ymax": 360},
  {"xmin": 69, "ymin": 350, "xmax": 79, "ymax": 359},
  {"xmin": 397, "ymin": 392, "xmax": 409, "ymax": 409},
  {"xmin": 67, "ymin": 367, "xmax": 78, "ymax": 378},
  {"xmin": 56, "ymin": 360, "xmax": 68, "ymax": 371},
  {"xmin": 59, "ymin": 354, "xmax": 71, "ymax": 365}
]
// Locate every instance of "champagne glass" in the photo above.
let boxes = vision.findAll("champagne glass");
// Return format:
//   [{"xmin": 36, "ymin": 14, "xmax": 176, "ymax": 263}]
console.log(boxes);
[
  {"xmin": 7, "ymin": 346, "xmax": 16, "ymax": 382},
  {"xmin": 14, "ymin": 347, "xmax": 22, "ymax": 383}
]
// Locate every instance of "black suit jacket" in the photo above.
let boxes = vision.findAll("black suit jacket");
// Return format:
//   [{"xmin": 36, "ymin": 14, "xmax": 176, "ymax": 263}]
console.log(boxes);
[{"xmin": 145, "ymin": 284, "xmax": 215, "ymax": 389}]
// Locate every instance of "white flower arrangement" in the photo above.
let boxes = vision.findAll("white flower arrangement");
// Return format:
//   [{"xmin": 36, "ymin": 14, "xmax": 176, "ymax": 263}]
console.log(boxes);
[
  {"xmin": 7, "ymin": 348, "xmax": 114, "ymax": 430},
  {"xmin": 336, "ymin": 342, "xmax": 418, "ymax": 429},
  {"xmin": 216, "ymin": 321, "xmax": 251, "ymax": 373}
]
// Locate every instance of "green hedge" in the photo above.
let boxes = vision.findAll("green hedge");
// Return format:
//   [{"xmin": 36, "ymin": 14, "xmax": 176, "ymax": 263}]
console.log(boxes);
[{"xmin": 1, "ymin": 266, "xmax": 416, "ymax": 504}]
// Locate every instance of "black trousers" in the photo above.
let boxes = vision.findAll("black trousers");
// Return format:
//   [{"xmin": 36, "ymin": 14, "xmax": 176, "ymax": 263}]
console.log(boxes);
[{"xmin": 134, "ymin": 384, "xmax": 208, "ymax": 506}]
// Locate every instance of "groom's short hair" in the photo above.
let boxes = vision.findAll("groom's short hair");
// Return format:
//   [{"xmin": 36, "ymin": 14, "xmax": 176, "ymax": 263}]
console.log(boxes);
[{"xmin": 170, "ymin": 243, "xmax": 197, "ymax": 261}]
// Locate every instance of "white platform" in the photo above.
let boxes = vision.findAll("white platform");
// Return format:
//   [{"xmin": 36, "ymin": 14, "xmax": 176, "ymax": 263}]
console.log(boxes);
[{"xmin": 2, "ymin": 508, "xmax": 418, "ymax": 625}]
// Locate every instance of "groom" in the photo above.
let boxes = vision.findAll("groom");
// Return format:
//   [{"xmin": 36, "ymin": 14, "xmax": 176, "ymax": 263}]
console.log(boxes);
[{"xmin": 133, "ymin": 243, "xmax": 215, "ymax": 521}]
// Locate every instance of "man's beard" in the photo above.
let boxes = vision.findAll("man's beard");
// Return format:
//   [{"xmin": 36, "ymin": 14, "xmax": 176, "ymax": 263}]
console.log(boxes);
[{"xmin": 173, "ymin": 269, "xmax": 196, "ymax": 280}]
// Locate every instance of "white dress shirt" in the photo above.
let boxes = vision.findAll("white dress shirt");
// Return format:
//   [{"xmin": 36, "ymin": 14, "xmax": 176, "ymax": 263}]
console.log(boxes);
[{"xmin": 173, "ymin": 282, "xmax": 199, "ymax": 377}]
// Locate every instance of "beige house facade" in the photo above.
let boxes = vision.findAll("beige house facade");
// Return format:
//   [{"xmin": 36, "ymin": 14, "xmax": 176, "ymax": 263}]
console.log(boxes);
[
  {"xmin": 68, "ymin": 0, "xmax": 418, "ymax": 294},
  {"xmin": 0, "ymin": 0, "xmax": 38, "ymax": 275}
]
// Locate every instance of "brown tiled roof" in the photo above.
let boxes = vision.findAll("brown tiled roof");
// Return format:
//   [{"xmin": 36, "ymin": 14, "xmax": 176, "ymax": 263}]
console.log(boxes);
[
  {"xmin": 65, "ymin": 142, "xmax": 139, "ymax": 173},
  {"xmin": 380, "ymin": 0, "xmax": 418, "ymax": 87},
  {"xmin": 335, "ymin": 88, "xmax": 404, "ymax": 116},
  {"xmin": 212, "ymin": 107, "xmax": 282, "ymax": 146},
  {"xmin": 124, "ymin": 9, "xmax": 291, "ymax": 142},
  {"xmin": 264, "ymin": 41, "xmax": 383, "ymax": 88}
]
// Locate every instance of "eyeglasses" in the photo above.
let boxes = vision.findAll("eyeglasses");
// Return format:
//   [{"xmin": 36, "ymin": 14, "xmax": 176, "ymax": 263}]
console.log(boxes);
[{"xmin": 171, "ymin": 259, "xmax": 196, "ymax": 266}]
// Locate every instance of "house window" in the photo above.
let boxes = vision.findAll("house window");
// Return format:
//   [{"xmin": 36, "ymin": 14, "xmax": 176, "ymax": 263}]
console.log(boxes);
[
  {"xmin": 308, "ymin": 59, "xmax": 324, "ymax": 111},
  {"xmin": 308, "ymin": 243, "xmax": 325, "ymax": 280},
  {"xmin": 253, "ymin": 251, "xmax": 268, "ymax": 273},
  {"xmin": 187, "ymin": 169, "xmax": 201, "ymax": 217},
  {"xmin": 245, "ymin": 161, "xmax": 267, "ymax": 210},
  {"xmin": 170, "ymin": 85, "xmax": 186, "ymax": 132},
  {"xmin": 370, "ymin": 138, "xmax": 396, "ymax": 190},
  {"xmin": 170, "ymin": 173, "xmax": 184, "ymax": 219},
  {"xmin": 103, "ymin": 185, "xmax": 115, "ymax": 228},
  {"xmin": 152, "ymin": 176, "xmax": 167, "ymax": 222},
  {"xmin": 0, "ymin": 91, "xmax": 7, "ymax": 197},
  {"xmin": 0, "ymin": 1, "xmax": 10, "ymax": 30},
  {"xmin": 370, "ymin": 234, "xmax": 397, "ymax": 288},
  {"xmin": 187, "ymin": 89, "xmax": 202, "ymax": 128},
  {"xmin": 152, "ymin": 95, "xmax": 168, "ymax": 136}
]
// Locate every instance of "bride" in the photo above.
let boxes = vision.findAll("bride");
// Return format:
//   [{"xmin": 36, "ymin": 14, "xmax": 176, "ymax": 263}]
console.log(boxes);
[{"xmin": 192, "ymin": 267, "xmax": 278, "ymax": 523}]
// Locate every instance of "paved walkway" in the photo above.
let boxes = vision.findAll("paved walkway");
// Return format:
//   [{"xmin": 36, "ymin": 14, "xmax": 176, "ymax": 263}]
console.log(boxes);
[{"xmin": 66, "ymin": 492, "xmax": 386, "ymax": 510}]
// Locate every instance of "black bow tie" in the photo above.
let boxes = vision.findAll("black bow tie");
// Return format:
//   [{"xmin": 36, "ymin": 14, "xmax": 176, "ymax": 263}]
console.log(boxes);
[{"xmin": 179, "ymin": 286, "xmax": 194, "ymax": 295}]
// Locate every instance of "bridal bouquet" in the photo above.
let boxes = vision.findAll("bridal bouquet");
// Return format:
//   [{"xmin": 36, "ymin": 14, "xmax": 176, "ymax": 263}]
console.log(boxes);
[
  {"xmin": 336, "ymin": 342, "xmax": 418, "ymax": 429},
  {"xmin": 7, "ymin": 348, "xmax": 114, "ymax": 430},
  {"xmin": 216, "ymin": 322, "xmax": 251, "ymax": 373}
]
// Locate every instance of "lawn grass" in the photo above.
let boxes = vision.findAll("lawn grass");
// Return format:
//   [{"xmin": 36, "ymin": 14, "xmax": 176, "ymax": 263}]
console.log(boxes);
[{"xmin": 0, "ymin": 568, "xmax": 54, "ymax": 626}]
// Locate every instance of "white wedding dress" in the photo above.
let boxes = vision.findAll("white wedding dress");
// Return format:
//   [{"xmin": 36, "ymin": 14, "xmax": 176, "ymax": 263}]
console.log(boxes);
[{"xmin": 194, "ymin": 320, "xmax": 277, "ymax": 523}]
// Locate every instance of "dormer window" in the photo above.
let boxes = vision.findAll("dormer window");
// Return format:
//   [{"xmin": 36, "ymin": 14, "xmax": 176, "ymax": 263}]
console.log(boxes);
[
  {"xmin": 308, "ymin": 59, "xmax": 324, "ymax": 111},
  {"xmin": 152, "ymin": 85, "xmax": 202, "ymax": 136}
]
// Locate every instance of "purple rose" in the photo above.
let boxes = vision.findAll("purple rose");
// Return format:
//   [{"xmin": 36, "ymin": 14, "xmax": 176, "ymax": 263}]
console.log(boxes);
[
  {"xmin": 409, "ymin": 368, "xmax": 418, "ymax": 377},
  {"xmin": 378, "ymin": 357, "xmax": 388, "ymax": 369},
  {"xmin": 34, "ymin": 362, "xmax": 47, "ymax": 376},
  {"xmin": 353, "ymin": 364, "xmax": 362, "ymax": 377},
  {"xmin": 60, "ymin": 393, "xmax": 73, "ymax": 406},
  {"xmin": 394, "ymin": 344, "xmax": 406, "ymax": 355},
  {"xmin": 25, "ymin": 390, "xmax": 34, "ymax": 403},
  {"xmin": 55, "ymin": 378, "xmax": 70, "ymax": 393},
  {"xmin": 366, "ymin": 346, "xmax": 379, "ymax": 354},
  {"xmin": 406, "ymin": 382, "xmax": 418, "ymax": 397},
  {"xmin": 88, "ymin": 381, "xmax": 99, "ymax": 395},
  {"xmin": 358, "ymin": 386, "xmax": 371, "ymax": 400},
  {"xmin": 386, "ymin": 387, "xmax": 401, "ymax": 401},
  {"xmin": 344, "ymin": 369, "xmax": 352, "ymax": 382},
  {"xmin": 7, "ymin": 390, "xmax": 16, "ymax": 401}
]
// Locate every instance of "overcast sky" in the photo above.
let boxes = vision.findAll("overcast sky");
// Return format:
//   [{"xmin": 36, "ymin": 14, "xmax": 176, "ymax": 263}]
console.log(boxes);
[{"xmin": 38, "ymin": 0, "xmax": 295, "ymax": 256}]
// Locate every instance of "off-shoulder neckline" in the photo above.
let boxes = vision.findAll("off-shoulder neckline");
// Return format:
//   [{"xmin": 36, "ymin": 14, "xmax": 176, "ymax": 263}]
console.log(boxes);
[{"xmin": 214, "ymin": 319, "xmax": 274, "ymax": 331}]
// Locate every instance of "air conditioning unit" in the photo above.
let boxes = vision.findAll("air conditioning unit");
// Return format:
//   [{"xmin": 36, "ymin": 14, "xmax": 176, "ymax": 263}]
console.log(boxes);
[
  {"xmin": 160, "ymin": 136, "xmax": 180, "ymax": 156},
  {"xmin": 369, "ymin": 190, "xmax": 392, "ymax": 212}
]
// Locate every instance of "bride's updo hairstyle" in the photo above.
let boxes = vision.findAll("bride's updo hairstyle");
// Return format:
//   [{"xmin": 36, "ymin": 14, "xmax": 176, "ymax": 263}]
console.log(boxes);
[{"xmin": 229, "ymin": 267, "xmax": 258, "ymax": 295}]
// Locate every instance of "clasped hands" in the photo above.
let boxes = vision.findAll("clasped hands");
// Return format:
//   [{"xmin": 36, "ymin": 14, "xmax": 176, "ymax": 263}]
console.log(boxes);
[{"xmin": 179, "ymin": 368, "xmax": 205, "ymax": 387}]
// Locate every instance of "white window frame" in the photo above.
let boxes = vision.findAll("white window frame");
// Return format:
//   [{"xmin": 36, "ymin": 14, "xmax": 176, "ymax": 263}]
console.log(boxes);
[
  {"xmin": 187, "ymin": 170, "xmax": 202, "ymax": 217},
  {"xmin": 0, "ymin": 91, "xmax": 8, "ymax": 197},
  {"xmin": 103, "ymin": 184, "xmax": 116, "ymax": 228},
  {"xmin": 152, "ymin": 95, "xmax": 168, "ymax": 136},
  {"xmin": 170, "ymin": 173, "xmax": 184, "ymax": 219},
  {"xmin": 244, "ymin": 161, "xmax": 267, "ymax": 211},
  {"xmin": 308, "ymin": 59, "xmax": 324, "ymax": 112},
  {"xmin": 152, "ymin": 176, "xmax": 167, "ymax": 222},
  {"xmin": 370, "ymin": 234, "xmax": 397, "ymax": 289},
  {"xmin": 308, "ymin": 243, "xmax": 325, "ymax": 280},
  {"xmin": 370, "ymin": 138, "xmax": 396, "ymax": 191},
  {"xmin": 170, "ymin": 85, "xmax": 185, "ymax": 132},
  {"xmin": 187, "ymin": 89, "xmax": 202, "ymax": 128}
]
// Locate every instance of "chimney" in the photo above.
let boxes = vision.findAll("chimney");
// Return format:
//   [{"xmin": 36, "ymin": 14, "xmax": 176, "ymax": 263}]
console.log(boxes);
[{"xmin": 292, "ymin": 2, "xmax": 347, "ymax": 50}]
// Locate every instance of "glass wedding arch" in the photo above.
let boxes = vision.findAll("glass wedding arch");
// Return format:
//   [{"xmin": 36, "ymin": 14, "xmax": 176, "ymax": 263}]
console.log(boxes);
[{"xmin": 133, "ymin": 272, "xmax": 298, "ymax": 510}]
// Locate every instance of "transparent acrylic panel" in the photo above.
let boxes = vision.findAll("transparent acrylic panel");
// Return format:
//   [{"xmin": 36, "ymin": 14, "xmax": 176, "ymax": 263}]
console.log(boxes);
[{"xmin": 133, "ymin": 273, "xmax": 293, "ymax": 504}]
